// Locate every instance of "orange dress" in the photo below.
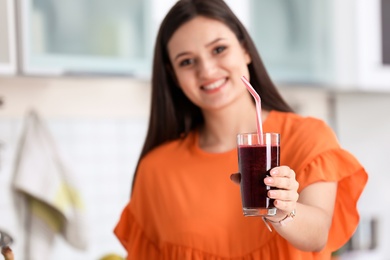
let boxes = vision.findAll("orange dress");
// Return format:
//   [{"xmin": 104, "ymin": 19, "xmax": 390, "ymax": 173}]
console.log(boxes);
[{"xmin": 114, "ymin": 111, "xmax": 368, "ymax": 260}]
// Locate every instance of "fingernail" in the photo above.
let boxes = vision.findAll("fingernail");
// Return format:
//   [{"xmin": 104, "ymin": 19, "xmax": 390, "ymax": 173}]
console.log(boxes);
[
  {"xmin": 264, "ymin": 177, "xmax": 273, "ymax": 184},
  {"xmin": 270, "ymin": 169, "xmax": 279, "ymax": 175},
  {"xmin": 269, "ymin": 191, "xmax": 276, "ymax": 197}
]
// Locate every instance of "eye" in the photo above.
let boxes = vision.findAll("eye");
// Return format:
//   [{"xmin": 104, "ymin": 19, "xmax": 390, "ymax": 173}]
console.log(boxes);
[
  {"xmin": 179, "ymin": 58, "xmax": 194, "ymax": 67},
  {"xmin": 213, "ymin": 46, "xmax": 226, "ymax": 54}
]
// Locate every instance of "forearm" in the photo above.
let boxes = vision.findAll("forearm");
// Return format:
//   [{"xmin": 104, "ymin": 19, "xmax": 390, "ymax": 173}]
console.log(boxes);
[
  {"xmin": 268, "ymin": 202, "xmax": 333, "ymax": 251},
  {"xmin": 265, "ymin": 180, "xmax": 337, "ymax": 252}
]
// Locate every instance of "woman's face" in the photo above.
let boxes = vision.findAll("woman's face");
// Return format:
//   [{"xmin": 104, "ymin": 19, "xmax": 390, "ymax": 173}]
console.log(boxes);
[{"xmin": 167, "ymin": 16, "xmax": 252, "ymax": 112}]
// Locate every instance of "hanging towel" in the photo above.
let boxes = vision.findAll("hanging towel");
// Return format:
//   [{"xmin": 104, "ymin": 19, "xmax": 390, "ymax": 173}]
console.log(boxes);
[{"xmin": 12, "ymin": 110, "xmax": 88, "ymax": 260}]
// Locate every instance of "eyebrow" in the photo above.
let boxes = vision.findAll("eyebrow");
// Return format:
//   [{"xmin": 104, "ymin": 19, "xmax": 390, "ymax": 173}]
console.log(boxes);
[{"xmin": 173, "ymin": 37, "xmax": 226, "ymax": 61}]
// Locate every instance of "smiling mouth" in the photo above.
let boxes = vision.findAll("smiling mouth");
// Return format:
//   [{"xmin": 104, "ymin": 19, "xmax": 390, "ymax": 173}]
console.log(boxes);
[{"xmin": 201, "ymin": 78, "xmax": 227, "ymax": 91}]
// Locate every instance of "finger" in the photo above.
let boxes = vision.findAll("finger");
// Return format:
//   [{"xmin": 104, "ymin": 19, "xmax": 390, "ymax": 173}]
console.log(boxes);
[
  {"xmin": 273, "ymin": 199, "xmax": 296, "ymax": 213},
  {"xmin": 267, "ymin": 169, "xmax": 298, "ymax": 190},
  {"xmin": 268, "ymin": 189, "xmax": 299, "ymax": 202},
  {"xmin": 268, "ymin": 177, "xmax": 299, "ymax": 191},
  {"xmin": 270, "ymin": 166, "xmax": 295, "ymax": 178},
  {"xmin": 230, "ymin": 173, "xmax": 241, "ymax": 184}
]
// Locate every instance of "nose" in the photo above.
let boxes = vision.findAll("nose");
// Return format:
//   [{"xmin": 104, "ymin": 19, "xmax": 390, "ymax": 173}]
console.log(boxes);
[{"xmin": 197, "ymin": 57, "xmax": 217, "ymax": 79}]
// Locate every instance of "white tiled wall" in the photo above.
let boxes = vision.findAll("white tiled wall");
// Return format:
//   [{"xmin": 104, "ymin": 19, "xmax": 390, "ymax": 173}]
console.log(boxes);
[
  {"xmin": 333, "ymin": 91, "xmax": 390, "ymax": 260},
  {"xmin": 0, "ymin": 76, "xmax": 150, "ymax": 259},
  {"xmin": 0, "ymin": 118, "xmax": 21, "ymax": 238},
  {"xmin": 0, "ymin": 116, "xmax": 147, "ymax": 259}
]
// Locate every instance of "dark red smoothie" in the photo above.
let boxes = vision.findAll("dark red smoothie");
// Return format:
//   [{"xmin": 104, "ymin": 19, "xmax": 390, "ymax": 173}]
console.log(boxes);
[{"xmin": 238, "ymin": 144, "xmax": 280, "ymax": 209}]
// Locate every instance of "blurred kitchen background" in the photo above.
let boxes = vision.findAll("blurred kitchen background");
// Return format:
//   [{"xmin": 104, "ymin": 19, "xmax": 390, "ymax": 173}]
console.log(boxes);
[{"xmin": 1, "ymin": 0, "xmax": 390, "ymax": 259}]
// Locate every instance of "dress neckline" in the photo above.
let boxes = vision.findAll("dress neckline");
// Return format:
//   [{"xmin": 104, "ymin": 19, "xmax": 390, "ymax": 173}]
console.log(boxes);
[{"xmin": 191, "ymin": 110, "xmax": 277, "ymax": 156}]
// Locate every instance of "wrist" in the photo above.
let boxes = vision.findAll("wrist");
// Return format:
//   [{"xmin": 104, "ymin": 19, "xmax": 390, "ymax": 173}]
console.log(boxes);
[
  {"xmin": 262, "ymin": 209, "xmax": 296, "ymax": 231},
  {"xmin": 267, "ymin": 209, "xmax": 296, "ymax": 226}
]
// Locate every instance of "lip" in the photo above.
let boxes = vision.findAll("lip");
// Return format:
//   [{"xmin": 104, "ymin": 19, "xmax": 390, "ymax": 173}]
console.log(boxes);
[{"xmin": 200, "ymin": 78, "xmax": 227, "ymax": 93}]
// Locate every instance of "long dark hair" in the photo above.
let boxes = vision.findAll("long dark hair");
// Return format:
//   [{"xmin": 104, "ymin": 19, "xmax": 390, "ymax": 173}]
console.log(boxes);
[{"xmin": 131, "ymin": 0, "xmax": 293, "ymax": 193}]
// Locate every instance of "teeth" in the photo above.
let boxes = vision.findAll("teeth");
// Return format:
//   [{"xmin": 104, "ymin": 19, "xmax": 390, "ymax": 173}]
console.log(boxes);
[{"xmin": 203, "ymin": 79, "xmax": 225, "ymax": 90}]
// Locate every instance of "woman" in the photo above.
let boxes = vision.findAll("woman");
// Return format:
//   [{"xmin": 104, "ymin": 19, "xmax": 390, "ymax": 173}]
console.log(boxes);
[{"xmin": 114, "ymin": 0, "xmax": 368, "ymax": 259}]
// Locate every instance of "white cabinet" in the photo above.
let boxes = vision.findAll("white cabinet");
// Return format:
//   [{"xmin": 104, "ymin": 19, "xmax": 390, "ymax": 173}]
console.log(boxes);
[
  {"xmin": 18, "ymin": 0, "xmax": 153, "ymax": 77},
  {"xmin": 0, "ymin": 0, "xmax": 17, "ymax": 75},
  {"xmin": 249, "ymin": 0, "xmax": 332, "ymax": 85},
  {"xmin": 5, "ymin": 0, "xmax": 390, "ymax": 90},
  {"xmin": 333, "ymin": 91, "xmax": 390, "ymax": 258},
  {"xmin": 249, "ymin": 0, "xmax": 390, "ymax": 91},
  {"xmin": 15, "ymin": 0, "xmax": 248, "ymax": 78},
  {"xmin": 352, "ymin": 0, "xmax": 390, "ymax": 90}
]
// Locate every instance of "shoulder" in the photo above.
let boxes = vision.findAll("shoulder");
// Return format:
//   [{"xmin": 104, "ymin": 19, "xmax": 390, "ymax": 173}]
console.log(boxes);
[
  {"xmin": 138, "ymin": 132, "xmax": 196, "ymax": 171},
  {"xmin": 269, "ymin": 111, "xmax": 341, "ymax": 158},
  {"xmin": 272, "ymin": 111, "xmax": 337, "ymax": 142},
  {"xmin": 272, "ymin": 111, "xmax": 330, "ymax": 130}
]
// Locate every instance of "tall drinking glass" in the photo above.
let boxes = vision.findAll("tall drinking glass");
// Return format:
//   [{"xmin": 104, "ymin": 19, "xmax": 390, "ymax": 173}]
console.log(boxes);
[{"xmin": 237, "ymin": 132, "xmax": 280, "ymax": 217}]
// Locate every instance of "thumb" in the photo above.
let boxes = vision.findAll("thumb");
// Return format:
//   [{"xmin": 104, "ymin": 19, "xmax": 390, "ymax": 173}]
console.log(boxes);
[{"xmin": 230, "ymin": 173, "xmax": 241, "ymax": 184}]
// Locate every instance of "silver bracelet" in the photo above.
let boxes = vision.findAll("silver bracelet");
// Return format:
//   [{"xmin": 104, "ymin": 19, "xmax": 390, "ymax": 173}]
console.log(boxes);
[{"xmin": 262, "ymin": 209, "xmax": 296, "ymax": 232}]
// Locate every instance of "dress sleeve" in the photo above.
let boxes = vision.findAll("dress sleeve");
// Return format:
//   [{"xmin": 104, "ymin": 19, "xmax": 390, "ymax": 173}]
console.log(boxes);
[
  {"xmin": 114, "ymin": 202, "xmax": 160, "ymax": 259},
  {"xmin": 297, "ymin": 148, "xmax": 368, "ymax": 252}
]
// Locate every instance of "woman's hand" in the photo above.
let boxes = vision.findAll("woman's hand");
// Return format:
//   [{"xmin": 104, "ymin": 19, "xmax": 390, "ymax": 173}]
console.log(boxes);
[
  {"xmin": 264, "ymin": 166, "xmax": 299, "ymax": 220},
  {"xmin": 230, "ymin": 166, "xmax": 299, "ymax": 219},
  {"xmin": 231, "ymin": 167, "xmax": 337, "ymax": 251}
]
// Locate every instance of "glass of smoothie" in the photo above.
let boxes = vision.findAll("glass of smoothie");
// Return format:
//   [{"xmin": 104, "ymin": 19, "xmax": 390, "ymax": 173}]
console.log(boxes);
[{"xmin": 237, "ymin": 132, "xmax": 280, "ymax": 217}]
